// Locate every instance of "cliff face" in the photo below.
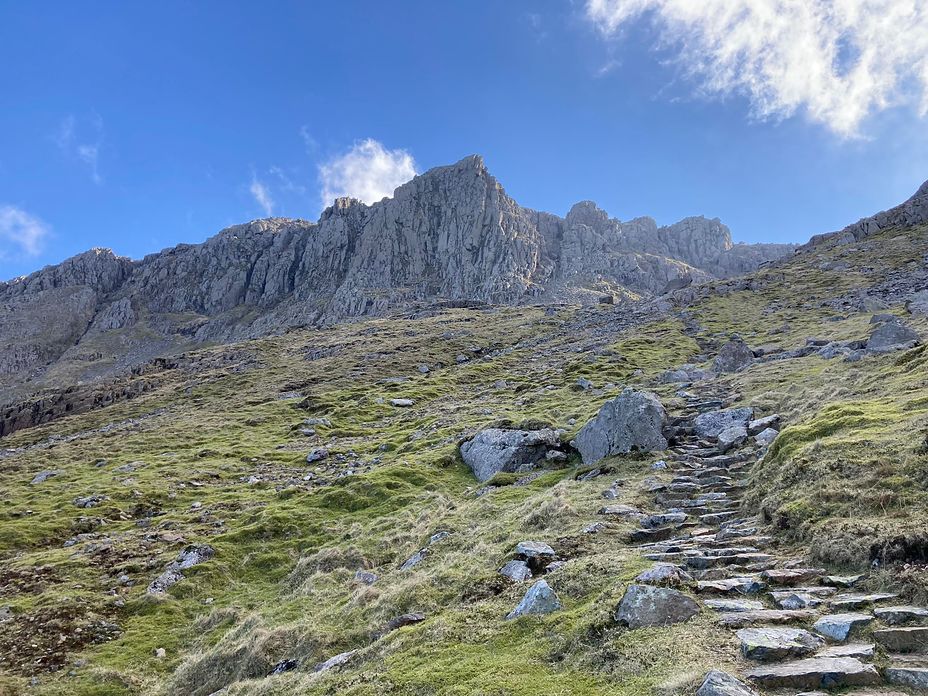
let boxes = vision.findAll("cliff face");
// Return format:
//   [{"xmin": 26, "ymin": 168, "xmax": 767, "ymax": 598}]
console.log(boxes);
[{"xmin": 0, "ymin": 155, "xmax": 797, "ymax": 399}]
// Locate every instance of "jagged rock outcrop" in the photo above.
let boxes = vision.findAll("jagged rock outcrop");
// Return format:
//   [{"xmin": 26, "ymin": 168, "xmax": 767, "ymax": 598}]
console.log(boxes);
[
  {"xmin": 0, "ymin": 155, "xmax": 796, "ymax": 402},
  {"xmin": 806, "ymin": 178, "xmax": 928, "ymax": 248}
]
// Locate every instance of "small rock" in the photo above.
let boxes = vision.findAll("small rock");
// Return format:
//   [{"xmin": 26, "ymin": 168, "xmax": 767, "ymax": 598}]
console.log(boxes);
[
  {"xmin": 400, "ymin": 549, "xmax": 427, "ymax": 571},
  {"xmin": 306, "ymin": 448, "xmax": 329, "ymax": 463},
  {"xmin": 383, "ymin": 612, "xmax": 426, "ymax": 632},
  {"xmin": 748, "ymin": 414, "xmax": 780, "ymax": 435},
  {"xmin": 417, "ymin": 364, "xmax": 430, "ymax": 374},
  {"xmin": 754, "ymin": 428, "xmax": 778, "ymax": 446},
  {"xmin": 500, "ymin": 560, "xmax": 532, "ymax": 582},
  {"xmin": 390, "ymin": 398, "xmax": 415, "ymax": 407},
  {"xmin": 353, "ymin": 570, "xmax": 378, "ymax": 585},
  {"xmin": 697, "ymin": 670, "xmax": 761, "ymax": 696},
  {"xmin": 269, "ymin": 658, "xmax": 298, "ymax": 675},
  {"xmin": 313, "ymin": 650, "xmax": 357, "ymax": 673},
  {"xmin": 506, "ymin": 579, "xmax": 561, "ymax": 619},
  {"xmin": 31, "ymin": 470, "xmax": 61, "ymax": 484}
]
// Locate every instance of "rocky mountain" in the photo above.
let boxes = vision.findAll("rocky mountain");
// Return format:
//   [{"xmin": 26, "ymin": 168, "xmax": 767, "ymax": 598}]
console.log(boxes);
[
  {"xmin": 0, "ymin": 155, "xmax": 796, "ymax": 400},
  {"xmin": 0, "ymin": 185, "xmax": 925, "ymax": 696}
]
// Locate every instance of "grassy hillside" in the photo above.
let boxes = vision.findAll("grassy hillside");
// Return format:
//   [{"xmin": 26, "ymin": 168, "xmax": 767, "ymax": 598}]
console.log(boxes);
[{"xmin": 0, "ymin": 225, "xmax": 926, "ymax": 695}]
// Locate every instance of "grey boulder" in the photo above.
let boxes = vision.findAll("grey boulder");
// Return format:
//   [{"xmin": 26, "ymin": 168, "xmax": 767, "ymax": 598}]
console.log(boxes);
[
  {"xmin": 867, "ymin": 319, "xmax": 920, "ymax": 352},
  {"xmin": 460, "ymin": 428, "xmax": 560, "ymax": 482},
  {"xmin": 694, "ymin": 407, "xmax": 755, "ymax": 439},
  {"xmin": 573, "ymin": 389, "xmax": 667, "ymax": 466},
  {"xmin": 506, "ymin": 579, "xmax": 561, "ymax": 619},
  {"xmin": 714, "ymin": 338, "xmax": 754, "ymax": 373},
  {"xmin": 614, "ymin": 584, "xmax": 699, "ymax": 628},
  {"xmin": 500, "ymin": 560, "xmax": 532, "ymax": 582}
]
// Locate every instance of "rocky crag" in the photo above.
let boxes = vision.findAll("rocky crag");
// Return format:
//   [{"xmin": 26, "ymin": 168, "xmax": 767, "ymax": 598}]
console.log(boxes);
[{"xmin": 0, "ymin": 156, "xmax": 796, "ymax": 403}]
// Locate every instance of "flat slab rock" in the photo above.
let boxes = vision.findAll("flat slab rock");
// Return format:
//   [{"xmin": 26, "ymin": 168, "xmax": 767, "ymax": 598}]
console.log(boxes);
[
  {"xmin": 885, "ymin": 666, "xmax": 928, "ymax": 689},
  {"xmin": 696, "ymin": 577, "xmax": 766, "ymax": 595},
  {"xmin": 614, "ymin": 584, "xmax": 700, "ymax": 629},
  {"xmin": 744, "ymin": 656, "xmax": 881, "ymax": 689},
  {"xmin": 696, "ymin": 670, "xmax": 760, "ymax": 696},
  {"xmin": 817, "ymin": 643, "xmax": 874, "ymax": 659},
  {"xmin": 813, "ymin": 612, "xmax": 873, "ymax": 641},
  {"xmin": 736, "ymin": 627, "xmax": 824, "ymax": 661},
  {"xmin": 874, "ymin": 605, "xmax": 928, "ymax": 625},
  {"xmin": 873, "ymin": 626, "xmax": 928, "ymax": 652},
  {"xmin": 719, "ymin": 609, "xmax": 817, "ymax": 628},
  {"xmin": 703, "ymin": 599, "xmax": 765, "ymax": 613}
]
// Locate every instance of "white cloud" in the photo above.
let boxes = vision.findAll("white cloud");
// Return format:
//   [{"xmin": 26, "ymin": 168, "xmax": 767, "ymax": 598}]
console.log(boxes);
[
  {"xmin": 54, "ymin": 114, "xmax": 104, "ymax": 183},
  {"xmin": 0, "ymin": 205, "xmax": 50, "ymax": 258},
  {"xmin": 585, "ymin": 0, "xmax": 928, "ymax": 136},
  {"xmin": 249, "ymin": 175, "xmax": 274, "ymax": 217},
  {"xmin": 318, "ymin": 139, "xmax": 417, "ymax": 208}
]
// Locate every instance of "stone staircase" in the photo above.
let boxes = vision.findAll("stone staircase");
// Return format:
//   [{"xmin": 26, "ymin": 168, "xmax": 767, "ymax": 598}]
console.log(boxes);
[{"xmin": 626, "ymin": 385, "xmax": 928, "ymax": 694}]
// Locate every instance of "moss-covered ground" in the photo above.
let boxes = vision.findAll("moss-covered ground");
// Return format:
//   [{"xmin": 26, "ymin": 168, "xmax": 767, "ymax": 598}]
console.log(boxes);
[{"xmin": 0, "ymin": 224, "xmax": 926, "ymax": 694}]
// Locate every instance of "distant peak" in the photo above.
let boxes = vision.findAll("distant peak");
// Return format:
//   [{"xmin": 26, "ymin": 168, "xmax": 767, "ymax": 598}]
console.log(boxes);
[
  {"xmin": 915, "ymin": 178, "xmax": 928, "ymax": 199},
  {"xmin": 566, "ymin": 200, "xmax": 610, "ymax": 228}
]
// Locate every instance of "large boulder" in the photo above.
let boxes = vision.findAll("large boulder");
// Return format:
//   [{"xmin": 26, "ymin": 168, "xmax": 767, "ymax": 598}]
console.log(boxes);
[
  {"xmin": 694, "ymin": 407, "xmax": 754, "ymax": 440},
  {"xmin": 867, "ymin": 319, "xmax": 920, "ymax": 353},
  {"xmin": 614, "ymin": 584, "xmax": 699, "ymax": 628},
  {"xmin": 573, "ymin": 389, "xmax": 667, "ymax": 466},
  {"xmin": 714, "ymin": 338, "xmax": 754, "ymax": 373},
  {"xmin": 460, "ymin": 428, "xmax": 560, "ymax": 482}
]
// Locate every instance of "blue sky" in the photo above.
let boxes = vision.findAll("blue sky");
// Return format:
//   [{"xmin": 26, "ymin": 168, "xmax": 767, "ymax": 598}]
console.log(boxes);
[{"xmin": 2, "ymin": 0, "xmax": 927, "ymax": 280}]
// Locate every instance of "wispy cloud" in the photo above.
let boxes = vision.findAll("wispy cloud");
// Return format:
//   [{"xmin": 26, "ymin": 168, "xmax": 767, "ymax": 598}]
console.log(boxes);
[
  {"xmin": 299, "ymin": 125, "xmax": 319, "ymax": 154},
  {"xmin": 249, "ymin": 174, "xmax": 274, "ymax": 217},
  {"xmin": 318, "ymin": 139, "xmax": 417, "ymax": 208},
  {"xmin": 54, "ymin": 113, "xmax": 104, "ymax": 183},
  {"xmin": 0, "ymin": 205, "xmax": 50, "ymax": 259},
  {"xmin": 585, "ymin": 0, "xmax": 928, "ymax": 137}
]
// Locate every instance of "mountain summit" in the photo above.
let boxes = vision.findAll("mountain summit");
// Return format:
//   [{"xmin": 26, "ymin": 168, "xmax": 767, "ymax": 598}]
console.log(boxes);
[{"xmin": 0, "ymin": 156, "xmax": 796, "ymax": 399}]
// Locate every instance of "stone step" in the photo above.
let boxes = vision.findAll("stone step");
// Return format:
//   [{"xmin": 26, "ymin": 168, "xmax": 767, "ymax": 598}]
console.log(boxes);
[
  {"xmin": 817, "ymin": 643, "xmax": 875, "ymax": 660},
  {"xmin": 720, "ymin": 609, "xmax": 819, "ymax": 627},
  {"xmin": 640, "ymin": 512, "xmax": 689, "ymax": 529},
  {"xmin": 874, "ymin": 606, "xmax": 928, "ymax": 625},
  {"xmin": 696, "ymin": 577, "xmax": 766, "ymax": 595},
  {"xmin": 685, "ymin": 553, "xmax": 774, "ymax": 570},
  {"xmin": 700, "ymin": 511, "xmax": 741, "ymax": 525},
  {"xmin": 744, "ymin": 657, "xmax": 881, "ymax": 689},
  {"xmin": 885, "ymin": 656, "xmax": 928, "ymax": 690},
  {"xmin": 703, "ymin": 598, "xmax": 765, "ymax": 612},
  {"xmin": 831, "ymin": 592, "xmax": 900, "ymax": 610},
  {"xmin": 760, "ymin": 568, "xmax": 825, "ymax": 586},
  {"xmin": 737, "ymin": 626, "xmax": 823, "ymax": 660},
  {"xmin": 874, "ymin": 626, "xmax": 928, "ymax": 652}
]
